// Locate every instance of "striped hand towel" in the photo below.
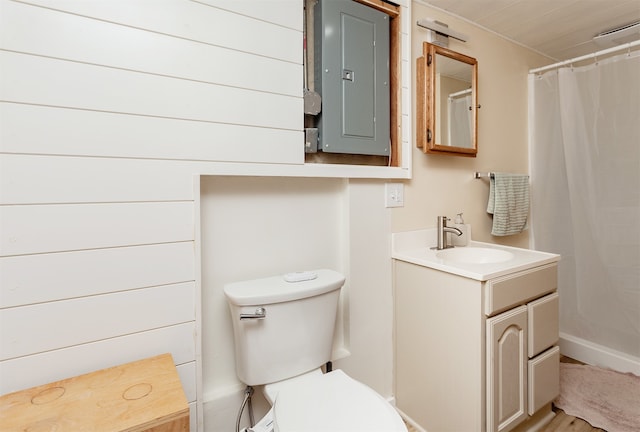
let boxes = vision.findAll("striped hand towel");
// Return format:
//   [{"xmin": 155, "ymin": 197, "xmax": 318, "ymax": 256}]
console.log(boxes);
[{"xmin": 487, "ymin": 173, "xmax": 530, "ymax": 236}]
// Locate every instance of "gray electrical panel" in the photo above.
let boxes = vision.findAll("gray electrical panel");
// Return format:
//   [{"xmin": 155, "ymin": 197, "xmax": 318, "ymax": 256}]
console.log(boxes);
[{"xmin": 314, "ymin": 0, "xmax": 390, "ymax": 156}]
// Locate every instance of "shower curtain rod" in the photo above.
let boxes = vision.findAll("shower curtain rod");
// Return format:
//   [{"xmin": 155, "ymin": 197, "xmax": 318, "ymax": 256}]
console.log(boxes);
[
  {"xmin": 529, "ymin": 39, "xmax": 640, "ymax": 74},
  {"xmin": 449, "ymin": 88, "xmax": 472, "ymax": 99}
]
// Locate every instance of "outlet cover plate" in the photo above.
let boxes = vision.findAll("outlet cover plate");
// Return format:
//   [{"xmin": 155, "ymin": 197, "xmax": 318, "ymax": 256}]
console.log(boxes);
[{"xmin": 385, "ymin": 183, "xmax": 404, "ymax": 208}]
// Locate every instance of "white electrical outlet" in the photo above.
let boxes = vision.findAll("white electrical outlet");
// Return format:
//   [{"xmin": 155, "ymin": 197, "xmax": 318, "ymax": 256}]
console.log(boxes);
[{"xmin": 385, "ymin": 183, "xmax": 404, "ymax": 208}]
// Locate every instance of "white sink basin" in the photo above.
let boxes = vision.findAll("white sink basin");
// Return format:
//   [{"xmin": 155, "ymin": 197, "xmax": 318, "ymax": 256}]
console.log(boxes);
[
  {"xmin": 392, "ymin": 229, "xmax": 560, "ymax": 280},
  {"xmin": 436, "ymin": 247, "xmax": 515, "ymax": 264}
]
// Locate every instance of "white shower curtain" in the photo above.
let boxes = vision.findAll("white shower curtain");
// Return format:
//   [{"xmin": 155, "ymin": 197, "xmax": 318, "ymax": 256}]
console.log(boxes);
[
  {"xmin": 529, "ymin": 52, "xmax": 640, "ymax": 361},
  {"xmin": 448, "ymin": 93, "xmax": 472, "ymax": 147}
]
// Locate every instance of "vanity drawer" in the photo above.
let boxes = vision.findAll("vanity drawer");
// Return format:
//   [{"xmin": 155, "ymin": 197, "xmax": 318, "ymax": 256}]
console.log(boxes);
[
  {"xmin": 528, "ymin": 293, "xmax": 559, "ymax": 357},
  {"xmin": 528, "ymin": 346, "xmax": 560, "ymax": 415},
  {"xmin": 485, "ymin": 264, "xmax": 557, "ymax": 316}
]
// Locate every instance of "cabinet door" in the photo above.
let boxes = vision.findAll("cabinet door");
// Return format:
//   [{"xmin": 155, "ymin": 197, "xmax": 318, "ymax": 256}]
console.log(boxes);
[{"xmin": 487, "ymin": 306, "xmax": 528, "ymax": 432}]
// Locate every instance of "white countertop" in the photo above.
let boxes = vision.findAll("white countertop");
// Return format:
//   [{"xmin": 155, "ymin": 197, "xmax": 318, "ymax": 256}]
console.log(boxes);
[{"xmin": 391, "ymin": 229, "xmax": 560, "ymax": 281}]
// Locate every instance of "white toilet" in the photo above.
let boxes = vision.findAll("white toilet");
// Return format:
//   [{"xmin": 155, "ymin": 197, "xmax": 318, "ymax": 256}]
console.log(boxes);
[{"xmin": 224, "ymin": 269, "xmax": 407, "ymax": 432}]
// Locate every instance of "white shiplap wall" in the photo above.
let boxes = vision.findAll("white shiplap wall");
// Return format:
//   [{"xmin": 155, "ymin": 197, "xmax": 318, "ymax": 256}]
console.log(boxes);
[
  {"xmin": 0, "ymin": 1, "xmax": 411, "ymax": 431},
  {"xmin": 0, "ymin": 0, "xmax": 302, "ymax": 430}
]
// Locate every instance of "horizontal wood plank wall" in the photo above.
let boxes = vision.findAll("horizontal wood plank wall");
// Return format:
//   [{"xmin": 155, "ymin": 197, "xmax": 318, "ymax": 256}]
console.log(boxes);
[
  {"xmin": 1, "ymin": 282, "xmax": 196, "ymax": 359},
  {"xmin": 0, "ymin": 242, "xmax": 195, "ymax": 308},
  {"xmin": 1, "ymin": 51, "xmax": 300, "ymax": 130},
  {"xmin": 0, "ymin": 105, "xmax": 300, "ymax": 163},
  {"xmin": 0, "ymin": 1, "xmax": 304, "ymax": 430}
]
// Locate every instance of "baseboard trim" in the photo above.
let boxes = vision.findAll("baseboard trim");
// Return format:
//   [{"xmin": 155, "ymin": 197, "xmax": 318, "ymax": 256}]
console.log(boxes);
[{"xmin": 559, "ymin": 332, "xmax": 640, "ymax": 375}]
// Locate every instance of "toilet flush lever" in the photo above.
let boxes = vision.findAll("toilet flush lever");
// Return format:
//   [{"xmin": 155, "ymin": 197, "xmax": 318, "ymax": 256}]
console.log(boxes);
[{"xmin": 240, "ymin": 307, "xmax": 266, "ymax": 320}]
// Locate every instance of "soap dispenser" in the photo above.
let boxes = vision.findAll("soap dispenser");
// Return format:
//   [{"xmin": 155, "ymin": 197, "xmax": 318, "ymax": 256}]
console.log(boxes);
[{"xmin": 452, "ymin": 212, "xmax": 468, "ymax": 246}]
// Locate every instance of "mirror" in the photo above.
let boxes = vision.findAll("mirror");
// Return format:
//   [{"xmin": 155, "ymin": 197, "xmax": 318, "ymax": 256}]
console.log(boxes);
[{"xmin": 417, "ymin": 42, "xmax": 478, "ymax": 156}]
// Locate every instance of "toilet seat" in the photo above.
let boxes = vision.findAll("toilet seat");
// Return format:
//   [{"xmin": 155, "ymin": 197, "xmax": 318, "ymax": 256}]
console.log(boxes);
[{"xmin": 272, "ymin": 369, "xmax": 407, "ymax": 432}]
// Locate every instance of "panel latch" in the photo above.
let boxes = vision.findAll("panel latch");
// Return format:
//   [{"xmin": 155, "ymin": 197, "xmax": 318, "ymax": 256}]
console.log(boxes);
[{"xmin": 342, "ymin": 69, "xmax": 355, "ymax": 81}]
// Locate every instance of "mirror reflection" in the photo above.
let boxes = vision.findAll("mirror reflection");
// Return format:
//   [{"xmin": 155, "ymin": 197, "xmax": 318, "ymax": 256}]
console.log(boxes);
[
  {"xmin": 436, "ymin": 53, "xmax": 473, "ymax": 147},
  {"xmin": 417, "ymin": 42, "xmax": 478, "ymax": 156}
]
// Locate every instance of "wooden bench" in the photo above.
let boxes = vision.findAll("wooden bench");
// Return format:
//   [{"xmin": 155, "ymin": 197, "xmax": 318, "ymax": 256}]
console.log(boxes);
[{"xmin": 0, "ymin": 353, "xmax": 189, "ymax": 432}]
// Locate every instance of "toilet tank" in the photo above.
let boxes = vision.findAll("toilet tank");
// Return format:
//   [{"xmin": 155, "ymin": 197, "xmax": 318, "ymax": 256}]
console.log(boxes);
[{"xmin": 224, "ymin": 269, "xmax": 345, "ymax": 386}]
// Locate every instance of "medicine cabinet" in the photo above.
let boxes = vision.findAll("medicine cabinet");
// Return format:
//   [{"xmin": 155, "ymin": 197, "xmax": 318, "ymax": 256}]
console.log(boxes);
[{"xmin": 417, "ymin": 42, "xmax": 478, "ymax": 157}]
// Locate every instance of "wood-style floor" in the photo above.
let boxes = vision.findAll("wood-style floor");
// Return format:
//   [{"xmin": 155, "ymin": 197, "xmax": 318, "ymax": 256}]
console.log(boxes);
[
  {"xmin": 403, "ymin": 356, "xmax": 603, "ymax": 432},
  {"xmin": 540, "ymin": 410, "xmax": 605, "ymax": 432}
]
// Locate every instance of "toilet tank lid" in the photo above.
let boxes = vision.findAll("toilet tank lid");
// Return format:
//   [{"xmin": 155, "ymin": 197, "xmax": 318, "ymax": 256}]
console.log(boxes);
[{"xmin": 224, "ymin": 269, "xmax": 345, "ymax": 306}]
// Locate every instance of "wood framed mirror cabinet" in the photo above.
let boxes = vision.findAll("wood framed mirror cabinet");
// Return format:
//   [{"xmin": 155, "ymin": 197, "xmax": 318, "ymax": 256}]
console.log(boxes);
[{"xmin": 417, "ymin": 42, "xmax": 478, "ymax": 157}]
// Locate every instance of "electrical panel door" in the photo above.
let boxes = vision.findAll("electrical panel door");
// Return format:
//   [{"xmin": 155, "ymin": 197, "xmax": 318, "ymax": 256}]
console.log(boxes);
[{"xmin": 314, "ymin": 0, "xmax": 390, "ymax": 156}]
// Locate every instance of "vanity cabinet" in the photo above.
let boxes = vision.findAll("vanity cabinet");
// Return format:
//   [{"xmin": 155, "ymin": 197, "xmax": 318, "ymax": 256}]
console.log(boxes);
[{"xmin": 394, "ymin": 260, "xmax": 559, "ymax": 432}]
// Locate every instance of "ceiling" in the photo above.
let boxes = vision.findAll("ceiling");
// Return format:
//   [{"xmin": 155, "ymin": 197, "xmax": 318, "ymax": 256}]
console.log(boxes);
[{"xmin": 421, "ymin": 0, "xmax": 640, "ymax": 61}]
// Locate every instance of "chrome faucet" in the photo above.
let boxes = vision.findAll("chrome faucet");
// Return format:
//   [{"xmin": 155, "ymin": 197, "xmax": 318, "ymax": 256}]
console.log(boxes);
[{"xmin": 433, "ymin": 216, "xmax": 462, "ymax": 250}]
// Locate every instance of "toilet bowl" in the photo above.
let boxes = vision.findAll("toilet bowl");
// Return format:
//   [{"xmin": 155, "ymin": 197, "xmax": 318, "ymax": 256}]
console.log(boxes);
[
  {"xmin": 224, "ymin": 270, "xmax": 407, "ymax": 432},
  {"xmin": 270, "ymin": 369, "xmax": 406, "ymax": 432}
]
